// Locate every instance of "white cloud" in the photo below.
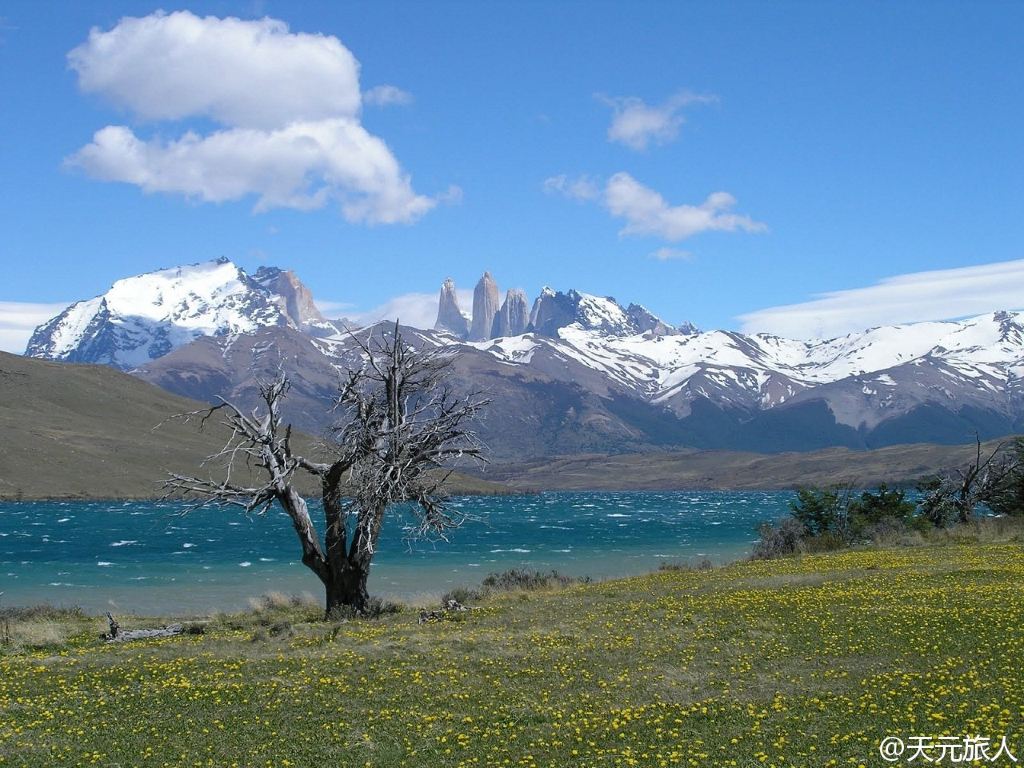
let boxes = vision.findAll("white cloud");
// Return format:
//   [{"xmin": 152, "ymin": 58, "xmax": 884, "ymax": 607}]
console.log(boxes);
[
  {"xmin": 0, "ymin": 302, "xmax": 68, "ymax": 354},
  {"xmin": 649, "ymin": 247, "xmax": 692, "ymax": 261},
  {"xmin": 324, "ymin": 289, "xmax": 474, "ymax": 330},
  {"xmin": 606, "ymin": 173, "xmax": 765, "ymax": 241},
  {"xmin": 598, "ymin": 91, "xmax": 715, "ymax": 151},
  {"xmin": 69, "ymin": 12, "xmax": 360, "ymax": 128},
  {"xmin": 66, "ymin": 10, "xmax": 447, "ymax": 224},
  {"xmin": 70, "ymin": 120, "xmax": 438, "ymax": 223},
  {"xmin": 546, "ymin": 172, "xmax": 764, "ymax": 243},
  {"xmin": 542, "ymin": 174, "xmax": 600, "ymax": 201},
  {"xmin": 364, "ymin": 85, "xmax": 413, "ymax": 107},
  {"xmin": 738, "ymin": 259, "xmax": 1024, "ymax": 340}
]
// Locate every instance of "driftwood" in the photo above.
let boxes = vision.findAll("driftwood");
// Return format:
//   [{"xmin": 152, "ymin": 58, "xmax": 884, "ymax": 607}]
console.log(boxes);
[
  {"xmin": 417, "ymin": 599, "xmax": 473, "ymax": 624},
  {"xmin": 104, "ymin": 612, "xmax": 187, "ymax": 643}
]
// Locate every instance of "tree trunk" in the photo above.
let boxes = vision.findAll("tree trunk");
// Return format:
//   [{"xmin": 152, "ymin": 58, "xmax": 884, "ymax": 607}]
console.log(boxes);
[{"xmin": 324, "ymin": 562, "xmax": 370, "ymax": 616}]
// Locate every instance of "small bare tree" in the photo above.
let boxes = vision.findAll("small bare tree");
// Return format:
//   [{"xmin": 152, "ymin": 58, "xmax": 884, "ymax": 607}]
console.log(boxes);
[{"xmin": 165, "ymin": 324, "xmax": 488, "ymax": 614}]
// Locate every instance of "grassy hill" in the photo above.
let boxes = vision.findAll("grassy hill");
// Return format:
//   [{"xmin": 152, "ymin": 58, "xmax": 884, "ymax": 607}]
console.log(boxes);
[
  {"xmin": 2, "ymin": 539, "xmax": 1023, "ymax": 766},
  {"xmin": 0, "ymin": 352, "xmax": 508, "ymax": 499},
  {"xmin": 487, "ymin": 439, "xmax": 1017, "ymax": 490}
]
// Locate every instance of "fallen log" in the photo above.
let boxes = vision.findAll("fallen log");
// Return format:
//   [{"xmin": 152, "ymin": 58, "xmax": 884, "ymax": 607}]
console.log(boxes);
[{"xmin": 104, "ymin": 613, "xmax": 188, "ymax": 643}]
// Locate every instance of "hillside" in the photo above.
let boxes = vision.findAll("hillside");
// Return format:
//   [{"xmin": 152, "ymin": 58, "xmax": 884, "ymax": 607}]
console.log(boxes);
[
  {"xmin": 487, "ymin": 438, "xmax": 1018, "ymax": 490},
  {"xmin": 0, "ymin": 352, "xmax": 508, "ymax": 499}
]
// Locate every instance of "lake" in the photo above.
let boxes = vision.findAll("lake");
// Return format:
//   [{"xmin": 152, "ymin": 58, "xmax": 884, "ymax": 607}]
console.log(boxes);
[{"xmin": 0, "ymin": 491, "xmax": 795, "ymax": 613}]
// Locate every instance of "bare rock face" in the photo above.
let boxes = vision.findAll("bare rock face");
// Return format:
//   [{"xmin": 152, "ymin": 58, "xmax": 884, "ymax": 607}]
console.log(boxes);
[
  {"xmin": 469, "ymin": 271, "xmax": 501, "ymax": 341},
  {"xmin": 626, "ymin": 303, "xmax": 681, "ymax": 336},
  {"xmin": 253, "ymin": 267, "xmax": 325, "ymax": 327},
  {"xmin": 528, "ymin": 287, "xmax": 578, "ymax": 337},
  {"xmin": 434, "ymin": 278, "xmax": 469, "ymax": 338},
  {"xmin": 492, "ymin": 288, "xmax": 530, "ymax": 338}
]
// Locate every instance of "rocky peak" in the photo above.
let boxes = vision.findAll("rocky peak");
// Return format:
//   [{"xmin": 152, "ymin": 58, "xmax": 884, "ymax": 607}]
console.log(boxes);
[
  {"xmin": 528, "ymin": 288, "xmax": 579, "ymax": 337},
  {"xmin": 252, "ymin": 266, "xmax": 327, "ymax": 329},
  {"xmin": 492, "ymin": 288, "xmax": 530, "ymax": 338},
  {"xmin": 434, "ymin": 278, "xmax": 470, "ymax": 338},
  {"xmin": 626, "ymin": 304, "xmax": 685, "ymax": 336},
  {"xmin": 470, "ymin": 271, "xmax": 501, "ymax": 341}
]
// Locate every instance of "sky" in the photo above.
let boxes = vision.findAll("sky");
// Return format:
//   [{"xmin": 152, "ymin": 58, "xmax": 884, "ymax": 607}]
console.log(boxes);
[{"xmin": 2, "ymin": 0, "xmax": 1024, "ymax": 352}]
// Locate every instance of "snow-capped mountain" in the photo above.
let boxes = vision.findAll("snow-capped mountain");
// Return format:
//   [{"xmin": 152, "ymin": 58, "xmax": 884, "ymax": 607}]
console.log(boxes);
[
  {"xmin": 25, "ymin": 258, "xmax": 336, "ymax": 369},
  {"xmin": 25, "ymin": 259, "xmax": 1024, "ymax": 457}
]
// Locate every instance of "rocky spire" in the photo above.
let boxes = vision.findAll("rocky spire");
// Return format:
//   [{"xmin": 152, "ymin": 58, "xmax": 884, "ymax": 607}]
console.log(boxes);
[
  {"xmin": 252, "ymin": 266, "xmax": 325, "ymax": 328},
  {"xmin": 492, "ymin": 288, "xmax": 530, "ymax": 338},
  {"xmin": 469, "ymin": 271, "xmax": 500, "ymax": 341},
  {"xmin": 434, "ymin": 278, "xmax": 469, "ymax": 338}
]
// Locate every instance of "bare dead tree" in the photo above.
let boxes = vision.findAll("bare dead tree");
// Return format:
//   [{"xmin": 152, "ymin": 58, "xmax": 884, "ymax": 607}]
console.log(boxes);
[
  {"xmin": 316, "ymin": 323, "xmax": 490, "ymax": 612},
  {"xmin": 165, "ymin": 325, "xmax": 488, "ymax": 615},
  {"xmin": 921, "ymin": 435, "xmax": 1021, "ymax": 525}
]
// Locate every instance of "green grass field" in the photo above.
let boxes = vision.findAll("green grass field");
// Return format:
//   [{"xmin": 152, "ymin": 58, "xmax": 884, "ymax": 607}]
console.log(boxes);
[{"xmin": 2, "ymin": 542, "xmax": 1023, "ymax": 767}]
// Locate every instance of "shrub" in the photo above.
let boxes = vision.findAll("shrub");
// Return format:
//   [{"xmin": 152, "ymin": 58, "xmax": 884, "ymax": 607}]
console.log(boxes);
[
  {"xmin": 789, "ymin": 487, "xmax": 848, "ymax": 537},
  {"xmin": 481, "ymin": 569, "xmax": 589, "ymax": 593},
  {"xmin": 848, "ymin": 484, "xmax": 918, "ymax": 538},
  {"xmin": 751, "ymin": 518, "xmax": 808, "ymax": 560},
  {"xmin": 440, "ymin": 569, "xmax": 592, "ymax": 609}
]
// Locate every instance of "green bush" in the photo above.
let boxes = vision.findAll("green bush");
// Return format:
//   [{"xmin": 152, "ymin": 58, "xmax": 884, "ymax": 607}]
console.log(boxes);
[
  {"xmin": 789, "ymin": 487, "xmax": 849, "ymax": 537},
  {"xmin": 848, "ymin": 484, "xmax": 918, "ymax": 537}
]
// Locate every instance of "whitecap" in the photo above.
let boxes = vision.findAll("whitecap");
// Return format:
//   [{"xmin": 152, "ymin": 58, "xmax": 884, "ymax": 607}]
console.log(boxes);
[
  {"xmin": 110, "ymin": 540, "xmax": 137, "ymax": 547},
  {"xmin": 97, "ymin": 561, "xmax": 114, "ymax": 567},
  {"xmin": 239, "ymin": 561, "xmax": 252, "ymax": 567}
]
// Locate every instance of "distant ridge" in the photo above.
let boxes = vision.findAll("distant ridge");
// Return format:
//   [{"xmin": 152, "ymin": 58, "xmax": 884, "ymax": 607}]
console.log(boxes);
[{"xmin": 23, "ymin": 259, "xmax": 1024, "ymax": 456}]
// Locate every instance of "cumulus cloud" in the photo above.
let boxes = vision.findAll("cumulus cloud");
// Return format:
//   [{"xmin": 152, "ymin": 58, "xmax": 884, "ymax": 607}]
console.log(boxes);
[
  {"xmin": 546, "ymin": 172, "xmax": 764, "ymax": 243},
  {"xmin": 66, "ymin": 10, "xmax": 448, "ymax": 224},
  {"xmin": 364, "ymin": 85, "xmax": 414, "ymax": 107},
  {"xmin": 324, "ymin": 289, "xmax": 474, "ymax": 330},
  {"xmin": 738, "ymin": 259, "xmax": 1024, "ymax": 340},
  {"xmin": 598, "ymin": 91, "xmax": 716, "ymax": 151},
  {"xmin": 0, "ymin": 302, "xmax": 69, "ymax": 354}
]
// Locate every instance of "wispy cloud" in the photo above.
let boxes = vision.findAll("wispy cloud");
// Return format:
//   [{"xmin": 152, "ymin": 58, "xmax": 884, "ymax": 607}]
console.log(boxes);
[
  {"xmin": 649, "ymin": 247, "xmax": 692, "ymax": 262},
  {"xmin": 545, "ymin": 172, "xmax": 764, "ymax": 243},
  {"xmin": 738, "ymin": 259, "xmax": 1024, "ymax": 339},
  {"xmin": 542, "ymin": 174, "xmax": 600, "ymax": 201},
  {"xmin": 363, "ymin": 84, "xmax": 413, "ymax": 107},
  {"xmin": 597, "ymin": 91, "xmax": 716, "ymax": 151},
  {"xmin": 66, "ymin": 11, "xmax": 452, "ymax": 224},
  {"xmin": 0, "ymin": 301, "xmax": 68, "ymax": 354}
]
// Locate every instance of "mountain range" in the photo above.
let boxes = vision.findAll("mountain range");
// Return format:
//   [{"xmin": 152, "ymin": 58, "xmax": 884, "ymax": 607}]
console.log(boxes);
[{"xmin": 23, "ymin": 258, "xmax": 1024, "ymax": 460}]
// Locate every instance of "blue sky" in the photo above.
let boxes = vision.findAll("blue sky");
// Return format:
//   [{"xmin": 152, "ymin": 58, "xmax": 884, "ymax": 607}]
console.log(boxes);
[{"xmin": 2, "ymin": 0, "xmax": 1024, "ymax": 352}]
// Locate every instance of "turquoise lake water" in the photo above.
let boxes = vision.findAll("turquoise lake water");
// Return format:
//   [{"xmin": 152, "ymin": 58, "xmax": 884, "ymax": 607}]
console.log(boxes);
[{"xmin": 0, "ymin": 492, "xmax": 794, "ymax": 613}]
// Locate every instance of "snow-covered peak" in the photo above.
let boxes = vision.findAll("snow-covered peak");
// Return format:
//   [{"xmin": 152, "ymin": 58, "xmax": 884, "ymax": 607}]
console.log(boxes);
[{"xmin": 26, "ymin": 258, "xmax": 299, "ymax": 369}]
